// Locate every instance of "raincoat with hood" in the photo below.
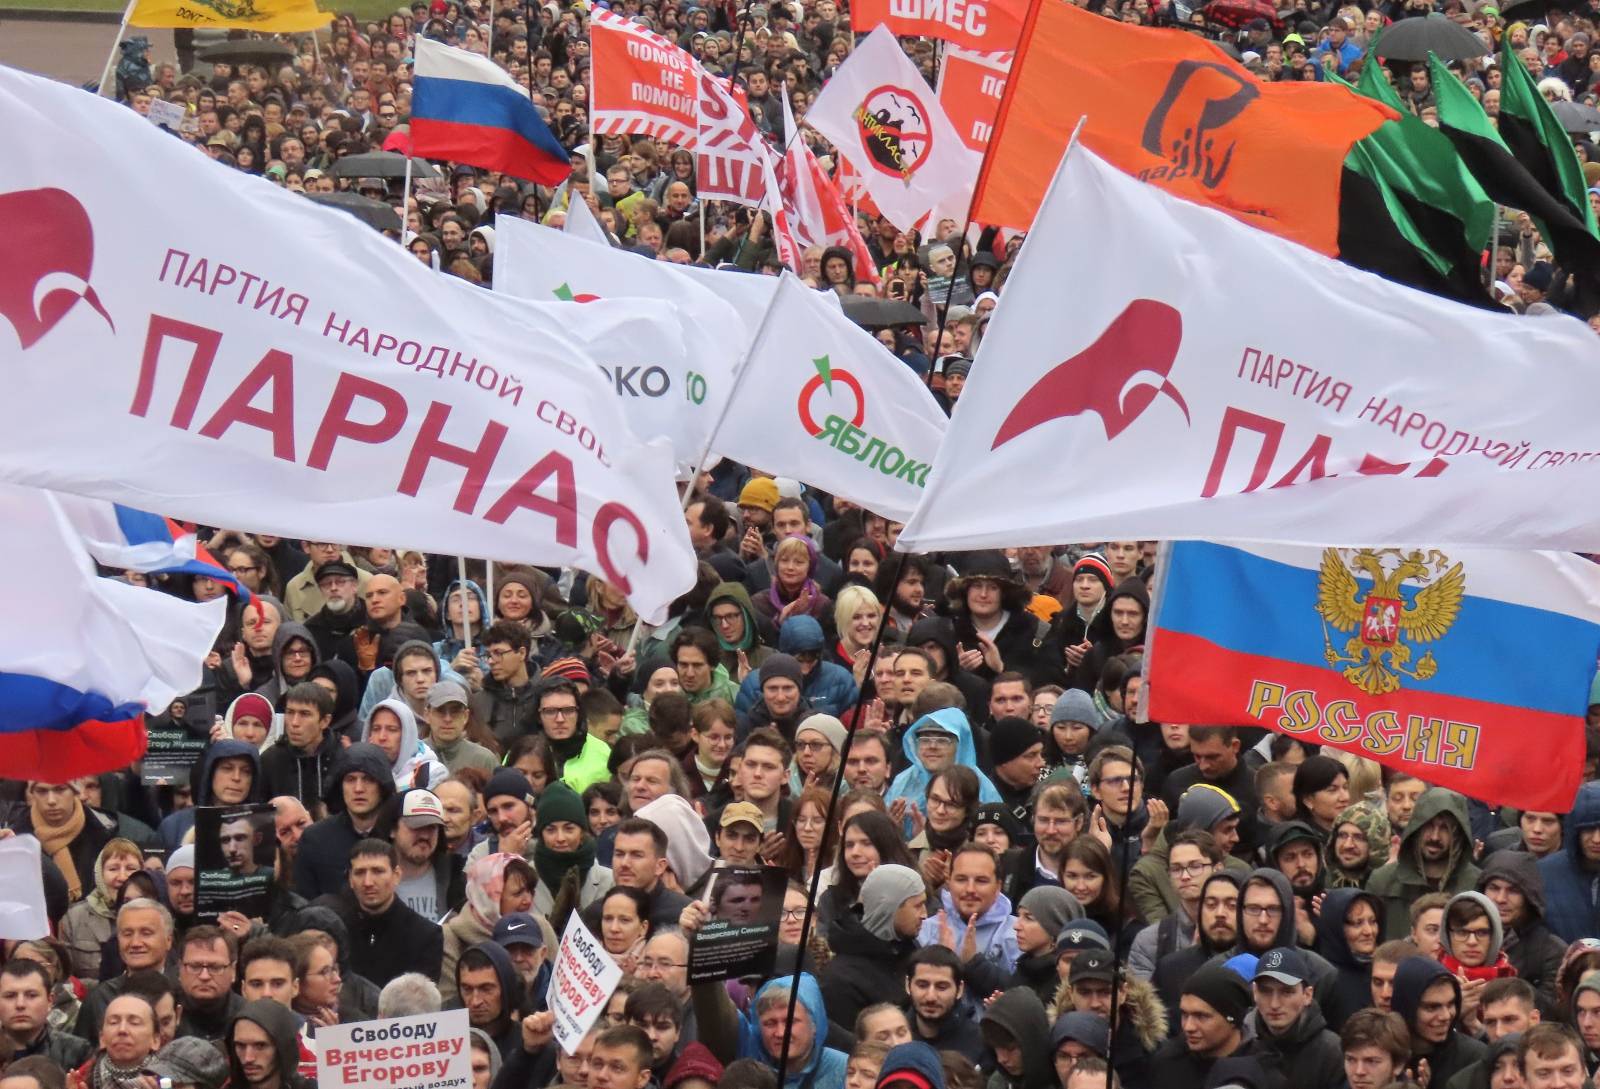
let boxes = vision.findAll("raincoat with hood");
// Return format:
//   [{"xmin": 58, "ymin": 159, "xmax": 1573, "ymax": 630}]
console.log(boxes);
[
  {"xmin": 1438, "ymin": 891, "xmax": 1517, "ymax": 982},
  {"xmin": 157, "ymin": 737, "xmax": 264, "ymax": 851},
  {"xmin": 1323, "ymin": 801, "xmax": 1391, "ymax": 889},
  {"xmin": 1313, "ymin": 887, "xmax": 1384, "ymax": 1031},
  {"xmin": 1367, "ymin": 788, "xmax": 1481, "ymax": 939},
  {"xmin": 1392, "ymin": 956, "xmax": 1487, "ymax": 1088},
  {"xmin": 706, "ymin": 582, "xmax": 775, "ymax": 676},
  {"xmin": 884, "ymin": 708, "xmax": 1001, "ymax": 836},
  {"xmin": 362, "ymin": 698, "xmax": 448, "ymax": 791},
  {"xmin": 734, "ymin": 616, "xmax": 860, "ymax": 722},
  {"xmin": 979, "ymin": 988, "xmax": 1054, "ymax": 1089},
  {"xmin": 291, "ymin": 743, "xmax": 397, "ymax": 900},
  {"xmin": 694, "ymin": 972, "xmax": 847, "ymax": 1089},
  {"xmin": 1479, "ymin": 849, "xmax": 1567, "ymax": 1017},
  {"xmin": 1539, "ymin": 782, "xmax": 1600, "ymax": 943},
  {"xmin": 226, "ymin": 999, "xmax": 313, "ymax": 1089}
]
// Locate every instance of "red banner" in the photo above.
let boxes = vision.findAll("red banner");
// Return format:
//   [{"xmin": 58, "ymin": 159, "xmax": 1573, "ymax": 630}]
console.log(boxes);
[
  {"xmin": 697, "ymin": 73, "xmax": 767, "ymax": 206},
  {"xmin": 589, "ymin": 10, "xmax": 698, "ymax": 147},
  {"xmin": 849, "ymin": 0, "xmax": 1028, "ymax": 52},
  {"xmin": 937, "ymin": 48, "xmax": 1012, "ymax": 154}
]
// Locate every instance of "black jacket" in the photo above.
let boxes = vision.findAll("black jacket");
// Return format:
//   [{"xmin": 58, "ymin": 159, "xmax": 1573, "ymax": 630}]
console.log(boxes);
[
  {"xmin": 819, "ymin": 912, "xmax": 917, "ymax": 1031},
  {"xmin": 1161, "ymin": 757, "xmax": 1261, "ymax": 856},
  {"xmin": 1479, "ymin": 849, "xmax": 1568, "ymax": 1020},
  {"xmin": 1251, "ymin": 1004, "xmax": 1344, "ymax": 1089},
  {"xmin": 1392, "ymin": 957, "xmax": 1487, "ymax": 1089},
  {"xmin": 980, "ymin": 988, "xmax": 1055, "ymax": 1089},
  {"xmin": 1148, "ymin": 1033, "xmax": 1252, "ymax": 1089},
  {"xmin": 1311, "ymin": 887, "xmax": 1381, "ymax": 1032},
  {"xmin": 1153, "ymin": 872, "xmax": 1245, "ymax": 1028},
  {"xmin": 228, "ymin": 999, "xmax": 313, "ymax": 1089},
  {"xmin": 5, "ymin": 802, "xmax": 118, "ymax": 904},
  {"xmin": 259, "ymin": 726, "xmax": 343, "ymax": 808},
  {"xmin": 291, "ymin": 743, "xmax": 397, "ymax": 899},
  {"xmin": 177, "ymin": 990, "xmax": 244, "ymax": 1042},
  {"xmin": 337, "ymin": 891, "xmax": 444, "ymax": 988},
  {"xmin": 14, "ymin": 1026, "xmax": 91, "ymax": 1070}
]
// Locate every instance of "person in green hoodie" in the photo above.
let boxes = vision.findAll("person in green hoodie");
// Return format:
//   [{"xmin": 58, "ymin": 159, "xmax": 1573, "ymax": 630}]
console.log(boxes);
[
  {"xmin": 705, "ymin": 583, "xmax": 774, "ymax": 681},
  {"xmin": 671, "ymin": 628, "xmax": 740, "ymax": 707},
  {"xmin": 1366, "ymin": 789, "xmax": 1481, "ymax": 940},
  {"xmin": 535, "ymin": 678, "xmax": 612, "ymax": 794}
]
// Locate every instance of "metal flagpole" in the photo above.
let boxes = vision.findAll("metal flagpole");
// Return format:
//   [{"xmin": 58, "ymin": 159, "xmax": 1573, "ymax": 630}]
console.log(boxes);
[
  {"xmin": 485, "ymin": 563, "xmax": 495, "ymax": 625},
  {"xmin": 455, "ymin": 556, "xmax": 473, "ymax": 649},
  {"xmin": 401, "ymin": 154, "xmax": 416, "ymax": 244},
  {"xmin": 96, "ymin": 0, "xmax": 136, "ymax": 98}
]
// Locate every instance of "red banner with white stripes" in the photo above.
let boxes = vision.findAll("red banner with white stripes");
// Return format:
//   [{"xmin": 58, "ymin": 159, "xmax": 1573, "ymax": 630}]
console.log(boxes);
[{"xmin": 589, "ymin": 10, "xmax": 699, "ymax": 147}]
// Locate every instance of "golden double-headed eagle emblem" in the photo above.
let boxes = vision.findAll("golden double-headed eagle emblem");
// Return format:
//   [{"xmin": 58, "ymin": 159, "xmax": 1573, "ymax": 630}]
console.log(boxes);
[{"xmin": 1314, "ymin": 548, "xmax": 1466, "ymax": 696}]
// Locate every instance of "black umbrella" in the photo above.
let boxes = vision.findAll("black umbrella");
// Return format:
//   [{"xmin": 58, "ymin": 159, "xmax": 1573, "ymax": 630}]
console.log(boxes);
[
  {"xmin": 841, "ymin": 295, "xmax": 928, "ymax": 328},
  {"xmin": 306, "ymin": 192, "xmax": 402, "ymax": 231},
  {"xmin": 1371, "ymin": 13, "xmax": 1488, "ymax": 61},
  {"xmin": 196, "ymin": 40, "xmax": 299, "ymax": 66},
  {"xmin": 1553, "ymin": 99, "xmax": 1600, "ymax": 133},
  {"xmin": 328, "ymin": 150, "xmax": 441, "ymax": 180},
  {"xmin": 1499, "ymin": 0, "xmax": 1584, "ymax": 25}
]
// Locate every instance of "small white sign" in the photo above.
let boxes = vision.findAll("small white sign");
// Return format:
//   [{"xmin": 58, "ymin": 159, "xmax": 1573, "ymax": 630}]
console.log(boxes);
[{"xmin": 550, "ymin": 914, "xmax": 622, "ymax": 1055}]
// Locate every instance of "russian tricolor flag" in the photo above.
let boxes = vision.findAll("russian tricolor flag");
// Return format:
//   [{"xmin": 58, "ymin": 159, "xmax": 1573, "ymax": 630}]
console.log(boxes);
[
  {"xmin": 0, "ymin": 486, "xmax": 227, "ymax": 781},
  {"xmin": 52, "ymin": 495, "xmax": 252, "ymax": 603},
  {"xmin": 411, "ymin": 38, "xmax": 572, "ymax": 185}
]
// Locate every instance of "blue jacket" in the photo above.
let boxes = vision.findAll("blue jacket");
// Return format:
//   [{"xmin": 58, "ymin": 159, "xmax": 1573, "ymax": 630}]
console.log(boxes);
[
  {"xmin": 915, "ymin": 886, "xmax": 1021, "ymax": 973},
  {"xmin": 884, "ymin": 708, "xmax": 1001, "ymax": 836},
  {"xmin": 738, "ymin": 974, "xmax": 847, "ymax": 1089},
  {"xmin": 1538, "ymin": 782, "xmax": 1600, "ymax": 942},
  {"xmin": 734, "ymin": 616, "xmax": 860, "ymax": 719}
]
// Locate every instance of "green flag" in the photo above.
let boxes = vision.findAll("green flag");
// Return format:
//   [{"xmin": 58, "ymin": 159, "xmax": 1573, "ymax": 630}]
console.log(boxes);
[
  {"xmin": 1497, "ymin": 37, "xmax": 1599, "ymax": 235},
  {"xmin": 1428, "ymin": 52, "xmax": 1600, "ymax": 279},
  {"xmin": 1331, "ymin": 69, "xmax": 1494, "ymax": 304}
]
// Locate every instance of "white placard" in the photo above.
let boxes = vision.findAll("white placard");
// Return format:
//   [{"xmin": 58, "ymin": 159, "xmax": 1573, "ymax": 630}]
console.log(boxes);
[
  {"xmin": 317, "ymin": 1009, "xmax": 471, "ymax": 1089},
  {"xmin": 550, "ymin": 914, "xmax": 622, "ymax": 1055}
]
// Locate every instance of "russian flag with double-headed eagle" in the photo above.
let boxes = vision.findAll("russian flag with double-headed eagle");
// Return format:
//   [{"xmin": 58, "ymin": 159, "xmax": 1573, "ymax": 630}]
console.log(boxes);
[
  {"xmin": 1145, "ymin": 541, "xmax": 1600, "ymax": 813},
  {"xmin": 410, "ymin": 37, "xmax": 571, "ymax": 185}
]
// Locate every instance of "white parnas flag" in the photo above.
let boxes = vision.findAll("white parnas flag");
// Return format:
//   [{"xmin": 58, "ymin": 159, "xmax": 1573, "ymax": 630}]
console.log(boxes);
[
  {"xmin": 898, "ymin": 144, "xmax": 1600, "ymax": 553},
  {"xmin": 0, "ymin": 64, "xmax": 696, "ymax": 618},
  {"xmin": 493, "ymin": 215, "xmax": 741, "ymax": 474},
  {"xmin": 806, "ymin": 25, "xmax": 980, "ymax": 232},
  {"xmin": 715, "ymin": 274, "xmax": 946, "ymax": 522}
]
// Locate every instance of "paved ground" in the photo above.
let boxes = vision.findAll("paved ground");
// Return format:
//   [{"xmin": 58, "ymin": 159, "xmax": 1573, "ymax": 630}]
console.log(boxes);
[{"xmin": 0, "ymin": 17, "xmax": 174, "ymax": 87}]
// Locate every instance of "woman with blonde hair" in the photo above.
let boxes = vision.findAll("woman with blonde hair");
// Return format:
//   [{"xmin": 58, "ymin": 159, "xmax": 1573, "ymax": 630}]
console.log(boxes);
[
  {"xmin": 832, "ymin": 585, "xmax": 883, "ymax": 684},
  {"xmin": 58, "ymin": 839, "xmax": 143, "ymax": 983}
]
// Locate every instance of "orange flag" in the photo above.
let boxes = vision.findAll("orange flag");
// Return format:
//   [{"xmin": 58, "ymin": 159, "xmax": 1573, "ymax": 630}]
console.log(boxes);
[{"xmin": 973, "ymin": 1, "xmax": 1395, "ymax": 256}]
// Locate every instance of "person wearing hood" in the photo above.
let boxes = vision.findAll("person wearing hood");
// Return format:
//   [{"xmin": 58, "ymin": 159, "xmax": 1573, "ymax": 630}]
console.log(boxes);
[
  {"xmin": 532, "ymin": 678, "xmax": 612, "ymax": 793},
  {"xmin": 291, "ymin": 742, "xmax": 397, "ymax": 900},
  {"xmin": 1324, "ymin": 801, "xmax": 1391, "ymax": 890},
  {"xmin": 1439, "ymin": 892, "xmax": 1517, "ymax": 991},
  {"xmin": 885, "ymin": 709, "xmax": 1001, "ymax": 836},
  {"xmin": 945, "ymin": 552, "xmax": 1059, "ymax": 689},
  {"xmin": 821, "ymin": 863, "xmax": 926, "ymax": 1031},
  {"xmin": 903, "ymin": 615, "xmax": 991, "ymax": 716},
  {"xmin": 1154, "ymin": 871, "xmax": 1245, "ymax": 1023},
  {"xmin": 259, "ymin": 681, "xmax": 343, "ymax": 809},
  {"xmin": 705, "ymin": 582, "xmax": 775, "ymax": 679},
  {"xmin": 473, "ymin": 621, "xmax": 543, "ymax": 748},
  {"xmin": 875, "ymin": 1041, "xmax": 947, "ymax": 1089},
  {"xmin": 1149, "ymin": 965, "xmax": 1254, "ymax": 1089},
  {"xmin": 1264, "ymin": 820, "xmax": 1325, "ymax": 938},
  {"xmin": 968, "ymin": 886, "xmax": 1081, "ymax": 1007},
  {"xmin": 254, "ymin": 621, "xmax": 320, "ymax": 709},
  {"xmin": 1368, "ymin": 787, "xmax": 1480, "ymax": 940},
  {"xmin": 1312, "ymin": 887, "xmax": 1384, "ymax": 1030},
  {"xmin": 304, "ymin": 659, "xmax": 360, "ymax": 742},
  {"xmin": 980, "ymin": 987, "xmax": 1054, "ymax": 1089},
  {"xmin": 456, "ymin": 940, "xmax": 523, "ymax": 1061},
  {"xmin": 436, "ymin": 578, "xmax": 491, "ymax": 676},
  {"xmin": 355, "ymin": 634, "xmax": 450, "ymax": 730},
  {"xmin": 156, "ymin": 734, "xmax": 263, "ymax": 852},
  {"xmin": 1249, "ymin": 946, "xmax": 1344, "ymax": 1089},
  {"xmin": 692, "ymin": 969, "xmax": 848, "ymax": 1089},
  {"xmin": 1480, "ymin": 850, "xmax": 1567, "ymax": 1018},
  {"xmin": 1539, "ymin": 782, "xmax": 1600, "ymax": 943},
  {"xmin": 225, "ymin": 997, "xmax": 313, "ymax": 1089},
  {"xmin": 1073, "ymin": 578, "xmax": 1148, "ymax": 693},
  {"xmin": 361, "ymin": 698, "xmax": 448, "ymax": 791},
  {"xmin": 1392, "ymin": 955, "xmax": 1488, "ymax": 1087},
  {"xmin": 1129, "ymin": 786, "xmax": 1250, "ymax": 924},
  {"xmin": 736, "ymin": 616, "xmax": 860, "ymax": 724},
  {"xmin": 916, "ymin": 844, "xmax": 1020, "ymax": 974},
  {"xmin": 530, "ymin": 781, "xmax": 613, "ymax": 931},
  {"xmin": 221, "ymin": 690, "xmax": 284, "ymax": 753},
  {"xmin": 1217, "ymin": 870, "xmax": 1339, "ymax": 1018}
]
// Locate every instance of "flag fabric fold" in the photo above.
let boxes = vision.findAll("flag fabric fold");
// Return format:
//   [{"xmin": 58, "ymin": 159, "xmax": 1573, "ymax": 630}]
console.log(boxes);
[
  {"xmin": 778, "ymin": 88, "xmax": 880, "ymax": 285},
  {"xmin": 55, "ymin": 495, "xmax": 253, "ymax": 601},
  {"xmin": 128, "ymin": 0, "xmax": 328, "ymax": 32},
  {"xmin": 0, "ymin": 484, "xmax": 226, "ymax": 781},
  {"xmin": 589, "ymin": 10, "xmax": 700, "ymax": 147},
  {"xmin": 1495, "ymin": 38, "xmax": 1600, "ymax": 240},
  {"xmin": 411, "ymin": 38, "xmax": 571, "ymax": 184},
  {"xmin": 898, "ymin": 143, "xmax": 1600, "ymax": 554},
  {"xmin": 1146, "ymin": 541, "xmax": 1600, "ymax": 813}
]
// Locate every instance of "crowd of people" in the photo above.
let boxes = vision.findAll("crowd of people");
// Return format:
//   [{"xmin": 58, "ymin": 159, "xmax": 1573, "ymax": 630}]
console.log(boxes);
[
  {"xmin": 2, "ymin": 514, "xmax": 1600, "ymax": 1089},
  {"xmin": 8, "ymin": 2, "xmax": 1600, "ymax": 1089}
]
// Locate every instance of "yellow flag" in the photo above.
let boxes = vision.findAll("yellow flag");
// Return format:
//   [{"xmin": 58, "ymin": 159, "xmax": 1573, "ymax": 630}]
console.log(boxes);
[{"xmin": 128, "ymin": 0, "xmax": 329, "ymax": 32}]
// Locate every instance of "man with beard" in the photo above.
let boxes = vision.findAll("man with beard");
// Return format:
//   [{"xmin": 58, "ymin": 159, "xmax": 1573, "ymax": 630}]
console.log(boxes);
[
  {"xmin": 385, "ymin": 788, "xmax": 463, "ymax": 923},
  {"xmin": 1152, "ymin": 872, "xmax": 1242, "ymax": 1026},
  {"xmin": 1368, "ymin": 789, "xmax": 1480, "ymax": 940},
  {"xmin": 1227, "ymin": 871, "xmax": 1338, "ymax": 1010},
  {"xmin": 283, "ymin": 542, "xmax": 369, "ymax": 622},
  {"xmin": 875, "ymin": 553, "xmax": 933, "ymax": 634},
  {"xmin": 304, "ymin": 561, "xmax": 366, "ymax": 661},
  {"xmin": 173, "ymin": 925, "xmax": 242, "ymax": 1041},
  {"xmin": 271, "ymin": 797, "xmax": 310, "ymax": 871},
  {"xmin": 903, "ymin": 947, "xmax": 983, "ymax": 1063},
  {"xmin": 1266, "ymin": 822, "xmax": 1324, "ymax": 943},
  {"xmin": 225, "ymin": 998, "xmax": 313, "ymax": 1089},
  {"xmin": 467, "ymin": 769, "xmax": 536, "ymax": 865},
  {"xmin": 1005, "ymin": 784, "xmax": 1085, "ymax": 904}
]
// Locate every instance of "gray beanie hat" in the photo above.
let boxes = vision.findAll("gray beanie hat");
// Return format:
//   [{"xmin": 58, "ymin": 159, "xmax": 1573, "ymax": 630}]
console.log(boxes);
[
  {"xmin": 1020, "ymin": 885, "xmax": 1083, "ymax": 941},
  {"xmin": 860, "ymin": 864, "xmax": 928, "ymax": 941},
  {"xmin": 1051, "ymin": 689, "xmax": 1107, "ymax": 732},
  {"xmin": 1175, "ymin": 783, "xmax": 1242, "ymax": 833}
]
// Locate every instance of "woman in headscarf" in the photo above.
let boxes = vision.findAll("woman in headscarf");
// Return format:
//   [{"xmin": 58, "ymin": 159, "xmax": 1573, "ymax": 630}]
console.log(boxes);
[
  {"xmin": 440, "ymin": 853, "xmax": 538, "ymax": 1006},
  {"xmin": 530, "ymin": 782, "xmax": 613, "ymax": 934},
  {"xmin": 58, "ymin": 839, "xmax": 143, "ymax": 983}
]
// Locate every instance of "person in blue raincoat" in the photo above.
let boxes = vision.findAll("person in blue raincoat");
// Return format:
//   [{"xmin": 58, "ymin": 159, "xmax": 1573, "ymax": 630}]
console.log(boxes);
[
  {"xmin": 883, "ymin": 707, "xmax": 1000, "ymax": 837},
  {"xmin": 691, "ymin": 966, "xmax": 847, "ymax": 1089}
]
